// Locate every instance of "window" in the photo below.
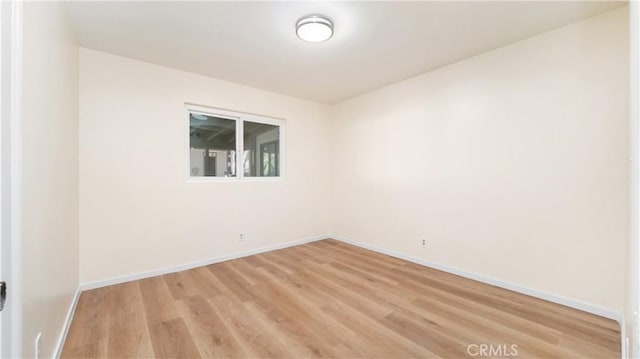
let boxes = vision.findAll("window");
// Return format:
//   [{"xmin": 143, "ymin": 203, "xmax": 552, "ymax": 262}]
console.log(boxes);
[
  {"xmin": 187, "ymin": 105, "xmax": 284, "ymax": 180},
  {"xmin": 243, "ymin": 121, "xmax": 280, "ymax": 177}
]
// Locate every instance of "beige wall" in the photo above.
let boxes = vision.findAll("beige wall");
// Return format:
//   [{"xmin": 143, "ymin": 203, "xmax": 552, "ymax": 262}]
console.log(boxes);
[
  {"xmin": 627, "ymin": 2, "xmax": 639, "ymax": 356},
  {"xmin": 22, "ymin": 2, "xmax": 79, "ymax": 358},
  {"xmin": 78, "ymin": 48, "xmax": 331, "ymax": 283},
  {"xmin": 330, "ymin": 8, "xmax": 629, "ymax": 313}
]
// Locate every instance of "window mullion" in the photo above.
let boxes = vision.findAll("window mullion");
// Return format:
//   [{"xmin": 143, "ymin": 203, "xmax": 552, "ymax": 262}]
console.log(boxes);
[{"xmin": 237, "ymin": 118, "xmax": 244, "ymax": 179}]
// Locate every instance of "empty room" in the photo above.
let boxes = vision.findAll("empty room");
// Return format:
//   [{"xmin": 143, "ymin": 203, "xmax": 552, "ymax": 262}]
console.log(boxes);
[{"xmin": 1, "ymin": 0, "xmax": 639, "ymax": 358}]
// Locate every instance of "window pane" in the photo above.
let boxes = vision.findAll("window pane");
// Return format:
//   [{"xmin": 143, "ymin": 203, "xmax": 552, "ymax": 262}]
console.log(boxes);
[
  {"xmin": 243, "ymin": 121, "xmax": 280, "ymax": 177},
  {"xmin": 189, "ymin": 113, "xmax": 236, "ymax": 177}
]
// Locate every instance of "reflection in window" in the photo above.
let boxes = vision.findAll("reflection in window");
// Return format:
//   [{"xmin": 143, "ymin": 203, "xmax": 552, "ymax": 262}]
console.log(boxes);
[
  {"xmin": 189, "ymin": 113, "xmax": 236, "ymax": 177},
  {"xmin": 243, "ymin": 121, "xmax": 280, "ymax": 177}
]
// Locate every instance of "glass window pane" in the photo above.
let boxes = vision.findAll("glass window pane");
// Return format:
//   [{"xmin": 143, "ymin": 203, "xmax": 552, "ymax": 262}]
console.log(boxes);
[
  {"xmin": 243, "ymin": 121, "xmax": 280, "ymax": 177},
  {"xmin": 189, "ymin": 113, "xmax": 236, "ymax": 177}
]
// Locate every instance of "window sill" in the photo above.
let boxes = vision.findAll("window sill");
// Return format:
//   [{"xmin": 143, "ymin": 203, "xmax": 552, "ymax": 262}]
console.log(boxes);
[{"xmin": 186, "ymin": 176, "xmax": 285, "ymax": 183}]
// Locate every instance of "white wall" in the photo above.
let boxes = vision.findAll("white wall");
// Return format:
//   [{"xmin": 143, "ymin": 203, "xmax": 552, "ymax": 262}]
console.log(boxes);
[
  {"xmin": 79, "ymin": 48, "xmax": 331, "ymax": 283},
  {"xmin": 626, "ymin": 1, "xmax": 639, "ymax": 356},
  {"xmin": 22, "ymin": 2, "xmax": 79, "ymax": 358},
  {"xmin": 330, "ymin": 8, "xmax": 629, "ymax": 313}
]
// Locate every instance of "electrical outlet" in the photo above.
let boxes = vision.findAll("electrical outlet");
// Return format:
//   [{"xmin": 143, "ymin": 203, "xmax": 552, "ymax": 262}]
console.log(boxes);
[
  {"xmin": 420, "ymin": 238, "xmax": 427, "ymax": 248},
  {"xmin": 34, "ymin": 332, "xmax": 41, "ymax": 359},
  {"xmin": 239, "ymin": 233, "xmax": 245, "ymax": 241}
]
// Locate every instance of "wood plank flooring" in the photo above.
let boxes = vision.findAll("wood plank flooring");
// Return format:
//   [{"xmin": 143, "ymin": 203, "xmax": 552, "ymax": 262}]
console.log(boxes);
[{"xmin": 61, "ymin": 239, "xmax": 621, "ymax": 358}]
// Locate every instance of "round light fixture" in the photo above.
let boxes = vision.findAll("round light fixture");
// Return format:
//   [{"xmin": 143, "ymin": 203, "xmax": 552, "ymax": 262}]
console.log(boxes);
[
  {"xmin": 296, "ymin": 15, "xmax": 333, "ymax": 43},
  {"xmin": 192, "ymin": 114, "xmax": 208, "ymax": 121}
]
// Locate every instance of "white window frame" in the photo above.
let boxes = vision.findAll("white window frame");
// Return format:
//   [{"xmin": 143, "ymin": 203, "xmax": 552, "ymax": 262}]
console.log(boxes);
[{"xmin": 185, "ymin": 103, "xmax": 286, "ymax": 182}]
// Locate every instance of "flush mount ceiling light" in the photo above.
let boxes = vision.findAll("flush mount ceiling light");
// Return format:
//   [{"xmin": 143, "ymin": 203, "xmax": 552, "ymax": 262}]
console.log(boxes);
[{"xmin": 296, "ymin": 15, "xmax": 333, "ymax": 43}]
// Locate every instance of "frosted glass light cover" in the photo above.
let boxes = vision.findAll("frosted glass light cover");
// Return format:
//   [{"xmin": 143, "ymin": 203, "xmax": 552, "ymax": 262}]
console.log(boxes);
[{"xmin": 296, "ymin": 15, "xmax": 333, "ymax": 43}]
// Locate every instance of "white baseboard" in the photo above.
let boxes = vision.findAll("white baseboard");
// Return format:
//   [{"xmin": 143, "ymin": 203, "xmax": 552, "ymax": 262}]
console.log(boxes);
[
  {"xmin": 53, "ymin": 287, "xmax": 81, "ymax": 359},
  {"xmin": 330, "ymin": 234, "xmax": 623, "ymax": 323},
  {"xmin": 58, "ymin": 233, "xmax": 625, "ymax": 358},
  {"xmin": 79, "ymin": 234, "xmax": 328, "ymax": 291},
  {"xmin": 56, "ymin": 235, "xmax": 329, "ymax": 358}
]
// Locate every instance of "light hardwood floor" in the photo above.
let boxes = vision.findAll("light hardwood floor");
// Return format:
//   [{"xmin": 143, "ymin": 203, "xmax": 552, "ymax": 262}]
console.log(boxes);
[{"xmin": 61, "ymin": 239, "xmax": 620, "ymax": 358}]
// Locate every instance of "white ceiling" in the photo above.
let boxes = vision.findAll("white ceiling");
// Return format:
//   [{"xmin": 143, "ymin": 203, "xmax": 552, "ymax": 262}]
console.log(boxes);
[{"xmin": 67, "ymin": 1, "xmax": 625, "ymax": 104}]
